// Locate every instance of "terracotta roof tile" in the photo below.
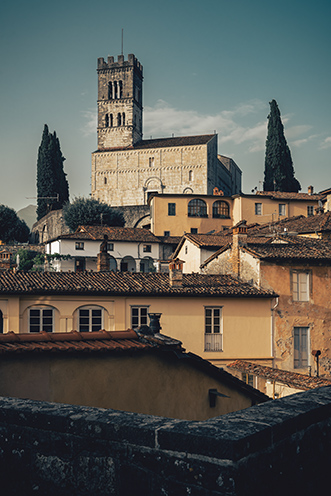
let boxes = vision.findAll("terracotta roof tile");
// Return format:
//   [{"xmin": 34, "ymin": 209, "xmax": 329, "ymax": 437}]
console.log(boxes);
[
  {"xmin": 94, "ymin": 134, "xmax": 215, "ymax": 152},
  {"xmin": 228, "ymin": 360, "xmax": 331, "ymax": 390},
  {"xmin": 0, "ymin": 330, "xmax": 180, "ymax": 355},
  {"xmin": 0, "ymin": 271, "xmax": 276, "ymax": 298},
  {"xmin": 248, "ymin": 212, "xmax": 331, "ymax": 236},
  {"xmin": 59, "ymin": 226, "xmax": 159, "ymax": 243},
  {"xmin": 244, "ymin": 237, "xmax": 331, "ymax": 261},
  {"xmin": 255, "ymin": 191, "xmax": 323, "ymax": 201}
]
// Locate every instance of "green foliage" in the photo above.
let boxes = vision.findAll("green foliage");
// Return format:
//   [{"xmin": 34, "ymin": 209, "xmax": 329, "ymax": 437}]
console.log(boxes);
[
  {"xmin": 0, "ymin": 205, "xmax": 30, "ymax": 243},
  {"xmin": 63, "ymin": 197, "xmax": 125, "ymax": 232},
  {"xmin": 16, "ymin": 249, "xmax": 40, "ymax": 271},
  {"xmin": 36, "ymin": 124, "xmax": 69, "ymax": 220},
  {"xmin": 263, "ymin": 100, "xmax": 301, "ymax": 193}
]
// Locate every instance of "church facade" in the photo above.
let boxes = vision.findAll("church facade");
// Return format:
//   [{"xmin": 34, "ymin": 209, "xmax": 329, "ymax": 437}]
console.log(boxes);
[{"xmin": 91, "ymin": 53, "xmax": 241, "ymax": 207}]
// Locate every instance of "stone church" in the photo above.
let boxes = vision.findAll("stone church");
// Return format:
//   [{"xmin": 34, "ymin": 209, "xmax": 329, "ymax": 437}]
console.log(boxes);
[{"xmin": 91, "ymin": 53, "xmax": 242, "ymax": 209}]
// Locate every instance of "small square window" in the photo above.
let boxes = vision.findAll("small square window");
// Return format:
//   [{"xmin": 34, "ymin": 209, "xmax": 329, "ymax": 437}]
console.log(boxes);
[
  {"xmin": 190, "ymin": 228, "xmax": 198, "ymax": 234},
  {"xmin": 143, "ymin": 244, "xmax": 152, "ymax": 253},
  {"xmin": 164, "ymin": 231, "xmax": 170, "ymax": 237},
  {"xmin": 107, "ymin": 242, "xmax": 114, "ymax": 251},
  {"xmin": 75, "ymin": 242, "xmax": 84, "ymax": 250}
]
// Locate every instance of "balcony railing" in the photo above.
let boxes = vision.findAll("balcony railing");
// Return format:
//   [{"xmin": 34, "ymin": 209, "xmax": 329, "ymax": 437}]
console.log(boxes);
[{"xmin": 204, "ymin": 333, "xmax": 222, "ymax": 351}]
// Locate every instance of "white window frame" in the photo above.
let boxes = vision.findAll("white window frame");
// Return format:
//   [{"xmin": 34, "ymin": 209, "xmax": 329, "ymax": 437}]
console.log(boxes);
[
  {"xmin": 255, "ymin": 203, "xmax": 262, "ymax": 215},
  {"xmin": 29, "ymin": 307, "xmax": 54, "ymax": 333},
  {"xmin": 78, "ymin": 306, "xmax": 103, "ymax": 332},
  {"xmin": 279, "ymin": 204, "xmax": 286, "ymax": 216},
  {"xmin": 294, "ymin": 326, "xmax": 309, "ymax": 368},
  {"xmin": 204, "ymin": 306, "xmax": 223, "ymax": 351},
  {"xmin": 292, "ymin": 271, "xmax": 310, "ymax": 302},
  {"xmin": 131, "ymin": 306, "xmax": 149, "ymax": 329}
]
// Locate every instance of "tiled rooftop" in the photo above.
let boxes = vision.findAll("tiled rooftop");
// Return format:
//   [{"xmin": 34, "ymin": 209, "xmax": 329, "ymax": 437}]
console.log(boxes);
[
  {"xmin": 94, "ymin": 134, "xmax": 215, "ymax": 152},
  {"xmin": 228, "ymin": 360, "xmax": 331, "ymax": 390},
  {"xmin": 56, "ymin": 225, "xmax": 160, "ymax": 243},
  {"xmin": 247, "ymin": 212, "xmax": 331, "ymax": 236},
  {"xmin": 245, "ymin": 237, "xmax": 331, "ymax": 261},
  {"xmin": 255, "ymin": 191, "xmax": 324, "ymax": 201},
  {"xmin": 0, "ymin": 271, "xmax": 276, "ymax": 297}
]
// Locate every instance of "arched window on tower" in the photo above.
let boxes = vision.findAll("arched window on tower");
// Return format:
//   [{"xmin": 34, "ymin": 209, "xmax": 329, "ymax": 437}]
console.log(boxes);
[
  {"xmin": 212, "ymin": 200, "xmax": 230, "ymax": 218},
  {"xmin": 188, "ymin": 199, "xmax": 208, "ymax": 217},
  {"xmin": 119, "ymin": 81, "xmax": 123, "ymax": 98},
  {"xmin": 109, "ymin": 114, "xmax": 113, "ymax": 127},
  {"xmin": 114, "ymin": 81, "xmax": 118, "ymax": 99},
  {"xmin": 189, "ymin": 170, "xmax": 193, "ymax": 182},
  {"xmin": 122, "ymin": 113, "xmax": 125, "ymax": 125},
  {"xmin": 117, "ymin": 113, "xmax": 122, "ymax": 126},
  {"xmin": 105, "ymin": 114, "xmax": 109, "ymax": 127},
  {"xmin": 108, "ymin": 81, "xmax": 112, "ymax": 99}
]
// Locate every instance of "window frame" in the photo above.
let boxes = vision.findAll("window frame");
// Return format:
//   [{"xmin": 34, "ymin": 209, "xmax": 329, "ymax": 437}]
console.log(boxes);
[
  {"xmin": 131, "ymin": 305, "xmax": 149, "ymax": 329},
  {"xmin": 212, "ymin": 200, "xmax": 230, "ymax": 219},
  {"xmin": 75, "ymin": 242, "xmax": 84, "ymax": 251},
  {"xmin": 107, "ymin": 242, "xmax": 114, "ymax": 251},
  {"xmin": 307, "ymin": 205, "xmax": 314, "ymax": 217},
  {"xmin": 278, "ymin": 203, "xmax": 286, "ymax": 216},
  {"xmin": 29, "ymin": 307, "xmax": 54, "ymax": 333},
  {"xmin": 255, "ymin": 203, "xmax": 262, "ymax": 216},
  {"xmin": 168, "ymin": 203, "xmax": 176, "ymax": 216},
  {"xmin": 291, "ymin": 270, "xmax": 310, "ymax": 302},
  {"xmin": 204, "ymin": 306, "xmax": 223, "ymax": 352},
  {"xmin": 188, "ymin": 199, "xmax": 208, "ymax": 218},
  {"xmin": 78, "ymin": 306, "xmax": 103, "ymax": 332},
  {"xmin": 294, "ymin": 326, "xmax": 309, "ymax": 368},
  {"xmin": 143, "ymin": 244, "xmax": 152, "ymax": 253}
]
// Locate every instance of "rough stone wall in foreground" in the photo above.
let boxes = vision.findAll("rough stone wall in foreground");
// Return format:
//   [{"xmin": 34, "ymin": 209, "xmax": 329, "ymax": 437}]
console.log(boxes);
[{"xmin": 0, "ymin": 387, "xmax": 331, "ymax": 495}]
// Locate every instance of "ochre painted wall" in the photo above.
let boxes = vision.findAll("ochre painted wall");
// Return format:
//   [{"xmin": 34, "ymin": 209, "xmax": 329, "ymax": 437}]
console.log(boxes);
[{"xmin": 0, "ymin": 352, "xmax": 260, "ymax": 420}]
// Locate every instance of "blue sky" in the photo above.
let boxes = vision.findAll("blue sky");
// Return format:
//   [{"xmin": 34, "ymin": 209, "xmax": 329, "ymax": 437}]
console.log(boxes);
[{"xmin": 0, "ymin": 0, "xmax": 330, "ymax": 212}]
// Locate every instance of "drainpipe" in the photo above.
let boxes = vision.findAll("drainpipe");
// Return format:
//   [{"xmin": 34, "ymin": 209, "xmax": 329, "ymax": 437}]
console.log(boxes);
[{"xmin": 271, "ymin": 297, "xmax": 279, "ymax": 368}]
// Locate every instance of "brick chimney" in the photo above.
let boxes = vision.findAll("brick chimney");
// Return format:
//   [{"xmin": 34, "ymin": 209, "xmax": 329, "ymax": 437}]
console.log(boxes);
[
  {"xmin": 308, "ymin": 185, "xmax": 314, "ymax": 195},
  {"xmin": 231, "ymin": 221, "xmax": 247, "ymax": 277},
  {"xmin": 97, "ymin": 235, "xmax": 110, "ymax": 272},
  {"xmin": 169, "ymin": 259, "xmax": 184, "ymax": 287}
]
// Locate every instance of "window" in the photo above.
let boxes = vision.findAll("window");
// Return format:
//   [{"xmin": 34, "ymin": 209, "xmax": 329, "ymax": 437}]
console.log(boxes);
[
  {"xmin": 241, "ymin": 373, "xmax": 254, "ymax": 388},
  {"xmin": 122, "ymin": 112, "xmax": 125, "ymax": 125},
  {"xmin": 164, "ymin": 231, "xmax": 170, "ymax": 237},
  {"xmin": 117, "ymin": 113, "xmax": 122, "ymax": 126},
  {"xmin": 279, "ymin": 204, "xmax": 286, "ymax": 216},
  {"xmin": 168, "ymin": 203, "xmax": 176, "ymax": 216},
  {"xmin": 105, "ymin": 114, "xmax": 109, "ymax": 127},
  {"xmin": 104, "ymin": 177, "xmax": 107, "ymax": 185},
  {"xmin": 75, "ymin": 257, "xmax": 86, "ymax": 272},
  {"xmin": 204, "ymin": 307, "xmax": 222, "ymax": 351},
  {"xmin": 255, "ymin": 203, "xmax": 262, "ymax": 215},
  {"xmin": 294, "ymin": 327, "xmax": 309, "ymax": 368},
  {"xmin": 188, "ymin": 170, "xmax": 193, "ymax": 182},
  {"xmin": 190, "ymin": 228, "xmax": 198, "ymax": 234},
  {"xmin": 75, "ymin": 242, "xmax": 84, "ymax": 250},
  {"xmin": 149, "ymin": 157, "xmax": 155, "ymax": 167},
  {"xmin": 143, "ymin": 244, "xmax": 152, "ymax": 253},
  {"xmin": 131, "ymin": 306, "xmax": 149, "ymax": 329},
  {"xmin": 292, "ymin": 271, "xmax": 309, "ymax": 301},
  {"xmin": 188, "ymin": 199, "xmax": 207, "ymax": 217},
  {"xmin": 29, "ymin": 308, "xmax": 53, "ymax": 333},
  {"xmin": 307, "ymin": 205, "xmax": 314, "ymax": 217},
  {"xmin": 212, "ymin": 200, "xmax": 230, "ymax": 219},
  {"xmin": 79, "ymin": 307, "xmax": 103, "ymax": 332},
  {"xmin": 107, "ymin": 242, "xmax": 114, "ymax": 251},
  {"xmin": 108, "ymin": 81, "xmax": 112, "ymax": 99}
]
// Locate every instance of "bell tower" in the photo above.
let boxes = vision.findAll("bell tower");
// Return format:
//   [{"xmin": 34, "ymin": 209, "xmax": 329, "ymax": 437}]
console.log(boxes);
[{"xmin": 96, "ymin": 54, "xmax": 143, "ymax": 149}]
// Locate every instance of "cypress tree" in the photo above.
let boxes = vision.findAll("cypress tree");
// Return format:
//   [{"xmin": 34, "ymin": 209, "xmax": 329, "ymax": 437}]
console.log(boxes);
[
  {"xmin": 263, "ymin": 100, "xmax": 301, "ymax": 192},
  {"xmin": 36, "ymin": 125, "xmax": 69, "ymax": 220}
]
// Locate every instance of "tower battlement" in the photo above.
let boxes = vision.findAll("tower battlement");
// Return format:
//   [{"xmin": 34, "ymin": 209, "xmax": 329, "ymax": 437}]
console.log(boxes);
[{"xmin": 97, "ymin": 54, "xmax": 143, "ymax": 75}]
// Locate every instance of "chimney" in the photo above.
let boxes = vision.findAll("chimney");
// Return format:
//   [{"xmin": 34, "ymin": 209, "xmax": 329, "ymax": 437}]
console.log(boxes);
[
  {"xmin": 97, "ymin": 235, "xmax": 110, "ymax": 272},
  {"xmin": 231, "ymin": 221, "xmax": 247, "ymax": 277},
  {"xmin": 169, "ymin": 259, "xmax": 184, "ymax": 287},
  {"xmin": 308, "ymin": 185, "xmax": 314, "ymax": 195},
  {"xmin": 148, "ymin": 313, "xmax": 162, "ymax": 334}
]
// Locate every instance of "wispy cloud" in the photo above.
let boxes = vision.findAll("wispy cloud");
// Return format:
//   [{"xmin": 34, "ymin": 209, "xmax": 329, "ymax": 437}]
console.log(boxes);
[
  {"xmin": 320, "ymin": 136, "xmax": 331, "ymax": 149},
  {"xmin": 81, "ymin": 109, "xmax": 97, "ymax": 137}
]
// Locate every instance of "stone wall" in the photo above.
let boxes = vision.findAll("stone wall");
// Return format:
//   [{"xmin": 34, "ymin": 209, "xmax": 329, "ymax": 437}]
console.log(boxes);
[
  {"xmin": 0, "ymin": 386, "xmax": 331, "ymax": 495},
  {"xmin": 30, "ymin": 209, "xmax": 70, "ymax": 244}
]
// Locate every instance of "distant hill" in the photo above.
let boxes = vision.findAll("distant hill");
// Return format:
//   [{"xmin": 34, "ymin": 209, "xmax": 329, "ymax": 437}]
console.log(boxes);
[{"xmin": 18, "ymin": 205, "xmax": 37, "ymax": 229}]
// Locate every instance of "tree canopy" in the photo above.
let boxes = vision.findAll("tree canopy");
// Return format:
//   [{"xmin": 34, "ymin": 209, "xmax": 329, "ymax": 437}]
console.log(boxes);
[
  {"xmin": 36, "ymin": 124, "xmax": 69, "ymax": 220},
  {"xmin": 63, "ymin": 197, "xmax": 125, "ymax": 232},
  {"xmin": 0, "ymin": 205, "xmax": 30, "ymax": 243},
  {"xmin": 263, "ymin": 100, "xmax": 301, "ymax": 193}
]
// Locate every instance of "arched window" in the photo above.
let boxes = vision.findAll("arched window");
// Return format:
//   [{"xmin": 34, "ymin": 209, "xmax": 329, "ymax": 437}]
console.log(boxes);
[
  {"xmin": 108, "ymin": 81, "xmax": 112, "ymax": 99},
  {"xmin": 29, "ymin": 307, "xmax": 54, "ymax": 333},
  {"xmin": 119, "ymin": 81, "xmax": 123, "ymax": 98},
  {"xmin": 105, "ymin": 114, "xmax": 109, "ymax": 127},
  {"xmin": 188, "ymin": 170, "xmax": 193, "ymax": 182},
  {"xmin": 109, "ymin": 256, "xmax": 117, "ymax": 272},
  {"xmin": 212, "ymin": 200, "xmax": 230, "ymax": 219},
  {"xmin": 104, "ymin": 177, "xmax": 107, "ymax": 185},
  {"xmin": 122, "ymin": 112, "xmax": 125, "ymax": 125},
  {"xmin": 188, "ymin": 199, "xmax": 208, "ymax": 217},
  {"xmin": 120, "ymin": 256, "xmax": 136, "ymax": 272},
  {"xmin": 109, "ymin": 114, "xmax": 113, "ymax": 127},
  {"xmin": 78, "ymin": 306, "xmax": 103, "ymax": 332},
  {"xmin": 117, "ymin": 113, "xmax": 122, "ymax": 126},
  {"xmin": 140, "ymin": 257, "xmax": 154, "ymax": 273}
]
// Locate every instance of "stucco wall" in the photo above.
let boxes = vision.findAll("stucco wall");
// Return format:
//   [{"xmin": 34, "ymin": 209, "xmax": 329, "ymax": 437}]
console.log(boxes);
[{"xmin": 0, "ymin": 387, "xmax": 331, "ymax": 495}]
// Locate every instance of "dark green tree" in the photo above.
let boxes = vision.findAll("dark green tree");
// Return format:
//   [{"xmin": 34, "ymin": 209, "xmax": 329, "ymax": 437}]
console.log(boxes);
[
  {"xmin": 0, "ymin": 205, "xmax": 30, "ymax": 243},
  {"xmin": 263, "ymin": 100, "xmax": 301, "ymax": 192},
  {"xmin": 36, "ymin": 124, "xmax": 69, "ymax": 220},
  {"xmin": 63, "ymin": 197, "xmax": 125, "ymax": 232}
]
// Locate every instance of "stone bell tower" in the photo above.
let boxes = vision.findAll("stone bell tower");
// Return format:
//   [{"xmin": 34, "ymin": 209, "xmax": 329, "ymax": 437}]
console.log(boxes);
[{"xmin": 97, "ymin": 54, "xmax": 143, "ymax": 149}]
